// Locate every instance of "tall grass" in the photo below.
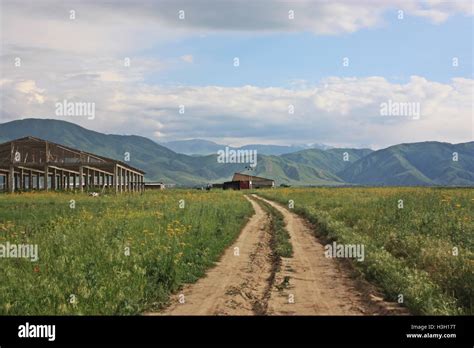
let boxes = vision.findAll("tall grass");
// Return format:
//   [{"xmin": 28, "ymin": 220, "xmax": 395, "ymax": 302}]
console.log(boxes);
[
  {"xmin": 259, "ymin": 187, "xmax": 473, "ymax": 315},
  {"xmin": 256, "ymin": 199, "xmax": 293, "ymax": 259},
  {"xmin": 0, "ymin": 190, "xmax": 252, "ymax": 315}
]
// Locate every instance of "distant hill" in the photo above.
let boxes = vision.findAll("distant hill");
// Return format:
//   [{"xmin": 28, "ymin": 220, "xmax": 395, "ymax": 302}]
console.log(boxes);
[
  {"xmin": 161, "ymin": 139, "xmax": 330, "ymax": 156},
  {"xmin": 339, "ymin": 141, "xmax": 474, "ymax": 186},
  {"xmin": 281, "ymin": 148, "xmax": 373, "ymax": 173},
  {"xmin": 0, "ymin": 119, "xmax": 343, "ymax": 185},
  {"xmin": 1, "ymin": 118, "xmax": 472, "ymax": 187},
  {"xmin": 161, "ymin": 139, "xmax": 223, "ymax": 156},
  {"xmin": 0, "ymin": 118, "xmax": 210, "ymax": 185}
]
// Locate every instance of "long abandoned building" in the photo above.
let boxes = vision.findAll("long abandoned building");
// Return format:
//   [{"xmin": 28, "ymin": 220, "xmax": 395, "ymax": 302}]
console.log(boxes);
[{"xmin": 0, "ymin": 136, "xmax": 145, "ymax": 193}]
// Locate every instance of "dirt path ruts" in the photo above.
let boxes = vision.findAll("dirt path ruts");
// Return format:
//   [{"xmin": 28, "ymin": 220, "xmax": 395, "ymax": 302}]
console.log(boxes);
[
  {"xmin": 253, "ymin": 194, "xmax": 407, "ymax": 315},
  {"xmin": 149, "ymin": 196, "xmax": 274, "ymax": 315},
  {"xmin": 147, "ymin": 194, "xmax": 406, "ymax": 316},
  {"xmin": 254, "ymin": 195, "xmax": 370, "ymax": 315}
]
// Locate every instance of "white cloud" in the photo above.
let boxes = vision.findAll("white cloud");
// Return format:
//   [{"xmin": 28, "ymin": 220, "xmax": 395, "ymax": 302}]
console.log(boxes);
[
  {"xmin": 13, "ymin": 80, "xmax": 46, "ymax": 104},
  {"xmin": 1, "ymin": 74, "xmax": 472, "ymax": 148},
  {"xmin": 1, "ymin": 0, "xmax": 472, "ymax": 58},
  {"xmin": 0, "ymin": 0, "xmax": 472, "ymax": 148},
  {"xmin": 180, "ymin": 55, "xmax": 194, "ymax": 64}
]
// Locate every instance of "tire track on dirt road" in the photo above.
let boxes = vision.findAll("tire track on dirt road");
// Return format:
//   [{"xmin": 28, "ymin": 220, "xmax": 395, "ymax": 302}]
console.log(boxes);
[
  {"xmin": 149, "ymin": 196, "xmax": 274, "ymax": 315},
  {"xmin": 148, "ymin": 194, "xmax": 405, "ymax": 316},
  {"xmin": 252, "ymin": 194, "xmax": 407, "ymax": 316}
]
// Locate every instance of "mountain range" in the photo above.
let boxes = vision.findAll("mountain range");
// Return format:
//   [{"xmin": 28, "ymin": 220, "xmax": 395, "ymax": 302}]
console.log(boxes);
[
  {"xmin": 161, "ymin": 139, "xmax": 332, "ymax": 156},
  {"xmin": 1, "ymin": 118, "xmax": 472, "ymax": 187}
]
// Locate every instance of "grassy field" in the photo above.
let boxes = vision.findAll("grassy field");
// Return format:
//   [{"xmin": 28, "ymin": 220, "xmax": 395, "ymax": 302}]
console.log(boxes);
[
  {"xmin": 1, "ymin": 187, "xmax": 472, "ymax": 316},
  {"xmin": 258, "ymin": 187, "xmax": 474, "ymax": 315},
  {"xmin": 256, "ymin": 199, "xmax": 293, "ymax": 259},
  {"xmin": 0, "ymin": 190, "xmax": 252, "ymax": 315}
]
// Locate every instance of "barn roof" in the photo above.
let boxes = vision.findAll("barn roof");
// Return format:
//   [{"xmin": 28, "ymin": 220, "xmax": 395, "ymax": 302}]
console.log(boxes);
[
  {"xmin": 0, "ymin": 136, "xmax": 145, "ymax": 174},
  {"xmin": 232, "ymin": 172, "xmax": 274, "ymax": 181}
]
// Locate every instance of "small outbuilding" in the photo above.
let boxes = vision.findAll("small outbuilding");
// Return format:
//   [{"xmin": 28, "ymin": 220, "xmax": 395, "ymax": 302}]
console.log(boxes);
[
  {"xmin": 222, "ymin": 173, "xmax": 275, "ymax": 190},
  {"xmin": 232, "ymin": 172, "xmax": 275, "ymax": 189},
  {"xmin": 223, "ymin": 180, "xmax": 250, "ymax": 190},
  {"xmin": 144, "ymin": 182, "xmax": 165, "ymax": 190}
]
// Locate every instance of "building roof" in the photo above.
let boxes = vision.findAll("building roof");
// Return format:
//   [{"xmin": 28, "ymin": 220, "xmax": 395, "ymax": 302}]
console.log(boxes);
[
  {"xmin": 232, "ymin": 172, "xmax": 274, "ymax": 182},
  {"xmin": 0, "ymin": 136, "xmax": 145, "ymax": 174}
]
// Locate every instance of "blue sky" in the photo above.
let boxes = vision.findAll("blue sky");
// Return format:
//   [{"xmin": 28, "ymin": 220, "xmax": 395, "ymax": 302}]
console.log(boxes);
[
  {"xmin": 145, "ymin": 13, "xmax": 473, "ymax": 87},
  {"xmin": 1, "ymin": 0, "xmax": 473, "ymax": 148}
]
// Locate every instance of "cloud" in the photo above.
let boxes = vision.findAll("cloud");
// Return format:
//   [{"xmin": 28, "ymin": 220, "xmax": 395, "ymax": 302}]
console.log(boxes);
[
  {"xmin": 1, "ymin": 73, "xmax": 472, "ymax": 148},
  {"xmin": 13, "ymin": 80, "xmax": 46, "ymax": 104},
  {"xmin": 1, "ymin": 0, "xmax": 472, "ymax": 148},
  {"xmin": 1, "ymin": 0, "xmax": 472, "ymax": 58},
  {"xmin": 180, "ymin": 55, "xmax": 194, "ymax": 64}
]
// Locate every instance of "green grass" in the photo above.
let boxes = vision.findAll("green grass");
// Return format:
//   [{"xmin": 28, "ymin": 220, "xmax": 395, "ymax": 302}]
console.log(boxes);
[
  {"xmin": 0, "ymin": 190, "xmax": 253, "ymax": 315},
  {"xmin": 258, "ymin": 187, "xmax": 474, "ymax": 315},
  {"xmin": 256, "ymin": 198, "xmax": 293, "ymax": 259},
  {"xmin": 2, "ymin": 187, "xmax": 472, "ymax": 316}
]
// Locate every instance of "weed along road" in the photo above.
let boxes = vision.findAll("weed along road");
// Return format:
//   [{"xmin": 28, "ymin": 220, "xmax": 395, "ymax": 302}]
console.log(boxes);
[
  {"xmin": 252, "ymin": 195, "xmax": 405, "ymax": 315},
  {"xmin": 151, "ymin": 195, "xmax": 405, "ymax": 316},
  {"xmin": 150, "ymin": 196, "xmax": 274, "ymax": 315}
]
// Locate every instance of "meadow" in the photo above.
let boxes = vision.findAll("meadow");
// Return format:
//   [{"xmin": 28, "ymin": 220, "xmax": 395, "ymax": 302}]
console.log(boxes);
[
  {"xmin": 258, "ymin": 187, "xmax": 474, "ymax": 315},
  {"xmin": 1, "ymin": 187, "xmax": 472, "ymax": 316},
  {"xmin": 0, "ymin": 190, "xmax": 253, "ymax": 315}
]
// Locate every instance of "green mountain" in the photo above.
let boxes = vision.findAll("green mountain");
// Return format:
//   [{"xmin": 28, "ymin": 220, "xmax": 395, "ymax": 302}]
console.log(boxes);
[
  {"xmin": 161, "ymin": 139, "xmax": 223, "ymax": 156},
  {"xmin": 339, "ymin": 142, "xmax": 474, "ymax": 186},
  {"xmin": 281, "ymin": 148, "xmax": 373, "ymax": 173},
  {"xmin": 0, "ymin": 119, "xmax": 344, "ymax": 186},
  {"xmin": 1, "ymin": 119, "xmax": 472, "ymax": 187},
  {"xmin": 161, "ymin": 139, "xmax": 329, "ymax": 156},
  {"xmin": 203, "ymin": 154, "xmax": 344, "ymax": 186},
  {"xmin": 0, "ymin": 118, "xmax": 209, "ymax": 185}
]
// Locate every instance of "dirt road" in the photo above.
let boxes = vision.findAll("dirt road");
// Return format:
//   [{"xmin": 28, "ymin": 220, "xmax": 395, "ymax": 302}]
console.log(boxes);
[
  {"xmin": 151, "ymin": 196, "xmax": 274, "ymax": 315},
  {"xmin": 149, "ymin": 194, "xmax": 405, "ymax": 315},
  {"xmin": 254, "ymin": 195, "xmax": 386, "ymax": 315}
]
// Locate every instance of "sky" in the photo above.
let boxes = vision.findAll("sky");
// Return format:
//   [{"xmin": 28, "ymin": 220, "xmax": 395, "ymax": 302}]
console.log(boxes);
[{"xmin": 0, "ymin": 0, "xmax": 473, "ymax": 149}]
